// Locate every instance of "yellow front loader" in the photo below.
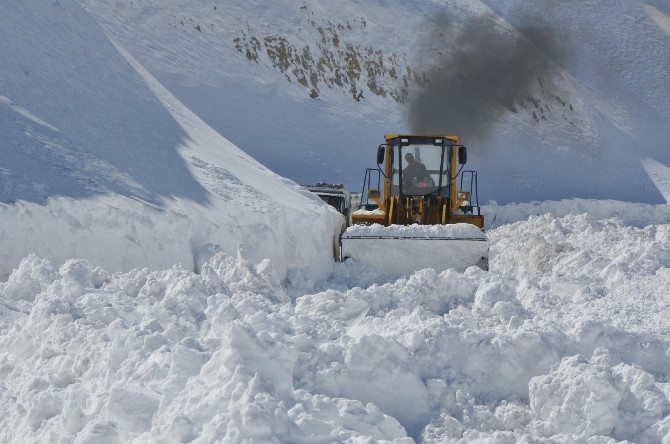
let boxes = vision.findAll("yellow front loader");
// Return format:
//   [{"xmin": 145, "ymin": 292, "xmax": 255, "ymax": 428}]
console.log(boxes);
[{"xmin": 341, "ymin": 134, "xmax": 488, "ymax": 274}]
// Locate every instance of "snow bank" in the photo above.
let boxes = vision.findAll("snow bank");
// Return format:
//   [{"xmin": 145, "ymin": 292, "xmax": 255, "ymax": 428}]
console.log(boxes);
[
  {"xmin": 0, "ymin": 197, "xmax": 192, "ymax": 279},
  {"xmin": 0, "ymin": 189, "xmax": 344, "ymax": 288},
  {"xmin": 2, "ymin": 208, "xmax": 669, "ymax": 442},
  {"xmin": 0, "ymin": 0, "xmax": 344, "ymax": 286},
  {"xmin": 484, "ymin": 198, "xmax": 670, "ymax": 228}
]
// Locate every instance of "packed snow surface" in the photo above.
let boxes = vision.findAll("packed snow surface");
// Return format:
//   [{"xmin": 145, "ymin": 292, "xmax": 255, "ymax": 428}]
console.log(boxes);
[{"xmin": 2, "ymin": 202, "xmax": 669, "ymax": 443}]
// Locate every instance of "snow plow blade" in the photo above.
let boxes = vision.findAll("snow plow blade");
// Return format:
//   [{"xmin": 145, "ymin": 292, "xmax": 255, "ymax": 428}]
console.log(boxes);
[{"xmin": 341, "ymin": 223, "xmax": 488, "ymax": 275}]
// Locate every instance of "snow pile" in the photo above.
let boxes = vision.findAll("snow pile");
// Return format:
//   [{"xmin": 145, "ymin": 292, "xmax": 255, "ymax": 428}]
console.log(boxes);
[
  {"xmin": 2, "ymin": 208, "xmax": 669, "ymax": 442},
  {"xmin": 530, "ymin": 351, "xmax": 670, "ymax": 441},
  {"xmin": 0, "ymin": 251, "xmax": 409, "ymax": 443},
  {"xmin": 0, "ymin": 0, "xmax": 343, "ymax": 285},
  {"xmin": 484, "ymin": 198, "xmax": 670, "ymax": 228}
]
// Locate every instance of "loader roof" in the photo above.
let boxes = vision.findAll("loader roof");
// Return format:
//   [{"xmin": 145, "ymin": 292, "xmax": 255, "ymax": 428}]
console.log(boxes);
[{"xmin": 384, "ymin": 134, "xmax": 460, "ymax": 143}]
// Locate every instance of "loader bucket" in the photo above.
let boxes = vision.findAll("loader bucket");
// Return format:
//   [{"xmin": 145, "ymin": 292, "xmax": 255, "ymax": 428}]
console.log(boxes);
[{"xmin": 341, "ymin": 223, "xmax": 488, "ymax": 275}]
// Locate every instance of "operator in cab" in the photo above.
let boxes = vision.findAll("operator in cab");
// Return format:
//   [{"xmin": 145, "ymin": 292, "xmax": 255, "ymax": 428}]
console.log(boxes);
[{"xmin": 403, "ymin": 153, "xmax": 431, "ymax": 191}]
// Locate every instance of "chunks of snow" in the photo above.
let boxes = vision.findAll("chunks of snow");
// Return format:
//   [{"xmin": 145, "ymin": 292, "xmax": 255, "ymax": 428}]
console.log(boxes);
[{"xmin": 1, "ymin": 209, "xmax": 670, "ymax": 442}]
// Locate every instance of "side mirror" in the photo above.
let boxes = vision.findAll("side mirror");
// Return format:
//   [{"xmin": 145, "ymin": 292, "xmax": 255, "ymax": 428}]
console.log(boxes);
[
  {"xmin": 376, "ymin": 146, "xmax": 385, "ymax": 165},
  {"xmin": 458, "ymin": 146, "xmax": 467, "ymax": 165}
]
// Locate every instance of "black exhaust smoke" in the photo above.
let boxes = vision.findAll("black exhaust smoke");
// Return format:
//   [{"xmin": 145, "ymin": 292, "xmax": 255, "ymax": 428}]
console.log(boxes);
[{"xmin": 405, "ymin": 13, "xmax": 561, "ymax": 145}]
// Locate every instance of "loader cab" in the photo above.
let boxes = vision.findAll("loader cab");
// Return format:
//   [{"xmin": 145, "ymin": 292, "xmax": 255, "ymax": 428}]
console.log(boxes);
[
  {"xmin": 353, "ymin": 133, "xmax": 483, "ymax": 229},
  {"xmin": 387, "ymin": 136, "xmax": 454, "ymax": 199}
]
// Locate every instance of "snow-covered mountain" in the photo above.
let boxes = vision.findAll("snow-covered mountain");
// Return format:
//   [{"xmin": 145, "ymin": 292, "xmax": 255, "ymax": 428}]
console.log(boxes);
[
  {"xmin": 78, "ymin": 0, "xmax": 670, "ymax": 204},
  {"xmin": 1, "ymin": 1, "xmax": 670, "ymax": 442}
]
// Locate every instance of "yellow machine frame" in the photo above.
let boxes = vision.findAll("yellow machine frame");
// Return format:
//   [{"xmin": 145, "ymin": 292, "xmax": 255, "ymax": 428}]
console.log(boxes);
[{"xmin": 352, "ymin": 134, "xmax": 484, "ymax": 229}]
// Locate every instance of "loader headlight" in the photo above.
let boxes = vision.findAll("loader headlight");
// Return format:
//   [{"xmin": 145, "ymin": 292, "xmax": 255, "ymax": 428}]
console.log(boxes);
[{"xmin": 457, "ymin": 192, "xmax": 469, "ymax": 199}]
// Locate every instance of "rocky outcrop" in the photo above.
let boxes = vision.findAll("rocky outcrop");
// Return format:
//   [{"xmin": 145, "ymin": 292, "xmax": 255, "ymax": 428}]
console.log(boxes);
[{"xmin": 232, "ymin": 14, "xmax": 425, "ymax": 102}]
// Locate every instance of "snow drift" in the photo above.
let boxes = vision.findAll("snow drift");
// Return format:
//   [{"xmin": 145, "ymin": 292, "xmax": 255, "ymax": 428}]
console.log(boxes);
[{"xmin": 0, "ymin": 0, "xmax": 343, "ymax": 285}]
